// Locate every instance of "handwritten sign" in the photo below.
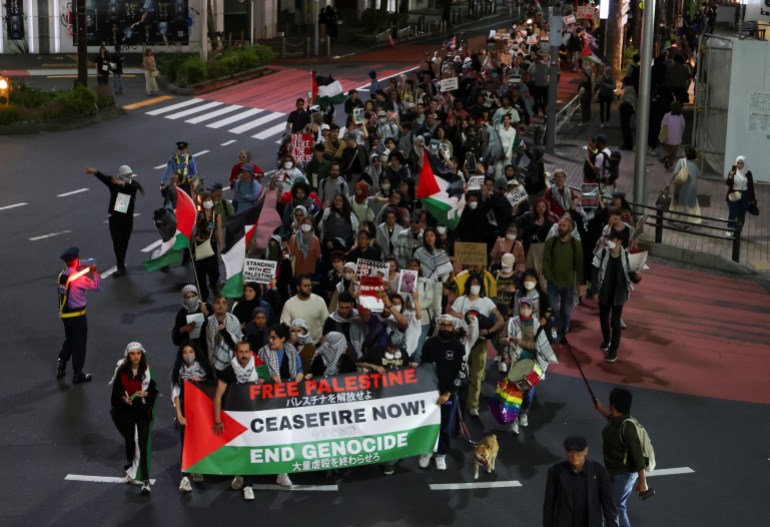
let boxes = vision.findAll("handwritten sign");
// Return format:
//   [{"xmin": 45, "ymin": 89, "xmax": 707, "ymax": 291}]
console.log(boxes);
[
  {"xmin": 454, "ymin": 242, "xmax": 488, "ymax": 268},
  {"xmin": 243, "ymin": 259, "xmax": 278, "ymax": 284},
  {"xmin": 439, "ymin": 77, "xmax": 459, "ymax": 92},
  {"xmin": 290, "ymin": 133, "xmax": 314, "ymax": 165}
]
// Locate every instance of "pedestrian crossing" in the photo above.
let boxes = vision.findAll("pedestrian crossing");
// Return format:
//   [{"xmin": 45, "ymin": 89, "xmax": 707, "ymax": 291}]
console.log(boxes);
[{"xmin": 143, "ymin": 98, "xmax": 289, "ymax": 142}]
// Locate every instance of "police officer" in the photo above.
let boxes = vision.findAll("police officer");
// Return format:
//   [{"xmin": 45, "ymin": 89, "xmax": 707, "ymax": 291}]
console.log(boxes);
[
  {"xmin": 160, "ymin": 141, "xmax": 198, "ymax": 201},
  {"xmin": 86, "ymin": 165, "xmax": 145, "ymax": 277},
  {"xmin": 57, "ymin": 247, "xmax": 102, "ymax": 383}
]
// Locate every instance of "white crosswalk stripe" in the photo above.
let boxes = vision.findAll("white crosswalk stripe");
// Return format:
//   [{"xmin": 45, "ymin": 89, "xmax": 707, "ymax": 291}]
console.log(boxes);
[
  {"xmin": 165, "ymin": 101, "xmax": 224, "ymax": 120},
  {"xmin": 143, "ymin": 98, "xmax": 289, "ymax": 141},
  {"xmin": 229, "ymin": 111, "xmax": 284, "ymax": 134}
]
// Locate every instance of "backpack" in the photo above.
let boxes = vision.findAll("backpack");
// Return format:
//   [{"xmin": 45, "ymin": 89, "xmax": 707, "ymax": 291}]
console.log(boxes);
[{"xmin": 621, "ymin": 416, "xmax": 656, "ymax": 472}]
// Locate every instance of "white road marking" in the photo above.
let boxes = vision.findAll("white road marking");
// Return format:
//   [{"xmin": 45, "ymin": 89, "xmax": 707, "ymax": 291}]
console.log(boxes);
[
  {"xmin": 0, "ymin": 202, "xmax": 28, "ymax": 211},
  {"xmin": 430, "ymin": 481, "xmax": 523, "ymax": 490},
  {"xmin": 145, "ymin": 98, "xmax": 202, "ymax": 116},
  {"xmin": 221, "ymin": 139, "xmax": 237, "ymax": 146},
  {"xmin": 249, "ymin": 484, "xmax": 338, "ymax": 492},
  {"xmin": 141, "ymin": 239, "xmax": 163, "ymax": 253},
  {"xmin": 646, "ymin": 467, "xmax": 695, "ymax": 477},
  {"xmin": 207, "ymin": 108, "xmax": 263, "ymax": 129},
  {"xmin": 228, "ymin": 111, "xmax": 284, "ymax": 135},
  {"xmin": 253, "ymin": 122, "xmax": 288, "ymax": 140},
  {"xmin": 65, "ymin": 474, "xmax": 157, "ymax": 485},
  {"xmin": 356, "ymin": 66, "xmax": 418, "ymax": 90},
  {"xmin": 101, "ymin": 266, "xmax": 118, "ymax": 278},
  {"xmin": 57, "ymin": 188, "xmax": 89, "ymax": 197},
  {"xmin": 165, "ymin": 101, "xmax": 224, "ymax": 120},
  {"xmin": 186, "ymin": 105, "xmax": 243, "ymax": 124},
  {"xmin": 29, "ymin": 230, "xmax": 72, "ymax": 241},
  {"xmin": 192, "ymin": 150, "xmax": 211, "ymax": 158}
]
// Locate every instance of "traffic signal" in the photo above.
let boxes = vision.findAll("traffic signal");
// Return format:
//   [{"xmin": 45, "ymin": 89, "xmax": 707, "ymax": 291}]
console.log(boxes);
[{"xmin": 0, "ymin": 77, "xmax": 9, "ymax": 109}]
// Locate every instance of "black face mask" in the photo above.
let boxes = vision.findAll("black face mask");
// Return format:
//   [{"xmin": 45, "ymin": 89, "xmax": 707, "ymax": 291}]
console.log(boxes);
[{"xmin": 438, "ymin": 330, "xmax": 453, "ymax": 340}]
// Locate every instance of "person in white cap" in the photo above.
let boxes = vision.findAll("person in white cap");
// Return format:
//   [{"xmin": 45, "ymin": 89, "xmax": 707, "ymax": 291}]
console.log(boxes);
[
  {"xmin": 110, "ymin": 342, "xmax": 158, "ymax": 495},
  {"xmin": 85, "ymin": 165, "xmax": 145, "ymax": 277}
]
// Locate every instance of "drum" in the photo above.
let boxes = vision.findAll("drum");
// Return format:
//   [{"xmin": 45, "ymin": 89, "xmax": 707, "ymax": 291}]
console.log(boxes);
[{"xmin": 507, "ymin": 358, "xmax": 543, "ymax": 390}]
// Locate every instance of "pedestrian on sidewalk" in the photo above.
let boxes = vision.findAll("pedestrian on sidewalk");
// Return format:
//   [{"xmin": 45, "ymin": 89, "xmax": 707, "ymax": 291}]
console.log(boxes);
[
  {"xmin": 110, "ymin": 342, "xmax": 158, "ymax": 495},
  {"xmin": 596, "ymin": 66, "xmax": 615, "ymax": 128},
  {"xmin": 143, "ymin": 49, "xmax": 158, "ymax": 95},
  {"xmin": 658, "ymin": 101, "xmax": 685, "ymax": 169},
  {"xmin": 111, "ymin": 45, "xmax": 124, "ymax": 95},
  {"xmin": 95, "ymin": 46, "xmax": 111, "ymax": 88},
  {"xmin": 725, "ymin": 155, "xmax": 757, "ymax": 235},
  {"xmin": 85, "ymin": 165, "xmax": 145, "ymax": 277}
]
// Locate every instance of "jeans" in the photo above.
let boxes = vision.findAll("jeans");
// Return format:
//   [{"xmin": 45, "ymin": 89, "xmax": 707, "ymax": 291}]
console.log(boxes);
[
  {"xmin": 727, "ymin": 192, "xmax": 749, "ymax": 231},
  {"xmin": 112, "ymin": 73, "xmax": 123, "ymax": 94},
  {"xmin": 547, "ymin": 282, "xmax": 575, "ymax": 341},
  {"xmin": 599, "ymin": 302, "xmax": 624, "ymax": 352},
  {"xmin": 437, "ymin": 395, "xmax": 458, "ymax": 455},
  {"xmin": 611, "ymin": 472, "xmax": 639, "ymax": 527}
]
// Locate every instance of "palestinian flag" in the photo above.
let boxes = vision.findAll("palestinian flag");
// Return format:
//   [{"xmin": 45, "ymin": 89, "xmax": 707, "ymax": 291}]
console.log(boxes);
[
  {"xmin": 415, "ymin": 148, "xmax": 466, "ymax": 230},
  {"xmin": 312, "ymin": 71, "xmax": 345, "ymax": 106},
  {"xmin": 579, "ymin": 42, "xmax": 603, "ymax": 66},
  {"xmin": 143, "ymin": 187, "xmax": 196, "ymax": 271},
  {"xmin": 220, "ymin": 188, "xmax": 281, "ymax": 297}
]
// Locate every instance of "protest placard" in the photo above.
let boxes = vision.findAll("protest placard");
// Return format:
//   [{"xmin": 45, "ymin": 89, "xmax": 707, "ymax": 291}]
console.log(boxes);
[
  {"xmin": 454, "ymin": 242, "xmax": 488, "ymax": 268},
  {"xmin": 290, "ymin": 133, "xmax": 314, "ymax": 165},
  {"xmin": 181, "ymin": 366, "xmax": 442, "ymax": 475},
  {"xmin": 439, "ymin": 77, "xmax": 459, "ymax": 92},
  {"xmin": 243, "ymin": 259, "xmax": 278, "ymax": 284}
]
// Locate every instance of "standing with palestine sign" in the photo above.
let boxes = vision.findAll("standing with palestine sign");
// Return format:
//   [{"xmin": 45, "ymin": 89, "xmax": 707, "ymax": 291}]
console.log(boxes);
[{"xmin": 182, "ymin": 365, "xmax": 441, "ymax": 476}]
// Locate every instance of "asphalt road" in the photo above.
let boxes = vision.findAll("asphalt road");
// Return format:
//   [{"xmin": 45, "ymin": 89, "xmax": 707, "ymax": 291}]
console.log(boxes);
[{"xmin": 2, "ymin": 61, "xmax": 770, "ymax": 527}]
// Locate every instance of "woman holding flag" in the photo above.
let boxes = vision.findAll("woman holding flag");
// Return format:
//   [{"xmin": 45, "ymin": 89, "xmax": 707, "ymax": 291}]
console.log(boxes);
[{"xmin": 110, "ymin": 342, "xmax": 158, "ymax": 495}]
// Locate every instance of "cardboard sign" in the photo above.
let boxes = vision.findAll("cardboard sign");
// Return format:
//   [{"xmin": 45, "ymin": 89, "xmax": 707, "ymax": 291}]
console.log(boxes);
[
  {"xmin": 439, "ymin": 77, "xmax": 459, "ymax": 92},
  {"xmin": 353, "ymin": 107, "xmax": 365, "ymax": 125},
  {"xmin": 243, "ymin": 258, "xmax": 278, "ymax": 284},
  {"xmin": 467, "ymin": 175, "xmax": 485, "ymax": 190},
  {"xmin": 454, "ymin": 242, "xmax": 488, "ymax": 268},
  {"xmin": 397, "ymin": 270, "xmax": 418, "ymax": 295},
  {"xmin": 290, "ymin": 133, "xmax": 314, "ymax": 165}
]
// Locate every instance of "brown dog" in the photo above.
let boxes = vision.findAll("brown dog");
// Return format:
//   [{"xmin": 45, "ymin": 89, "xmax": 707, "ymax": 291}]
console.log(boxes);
[{"xmin": 472, "ymin": 434, "xmax": 500, "ymax": 480}]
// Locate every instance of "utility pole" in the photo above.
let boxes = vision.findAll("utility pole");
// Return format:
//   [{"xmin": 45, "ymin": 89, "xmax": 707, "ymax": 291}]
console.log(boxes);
[
  {"xmin": 633, "ymin": 0, "xmax": 656, "ymax": 204},
  {"xmin": 76, "ymin": 0, "xmax": 87, "ymax": 86},
  {"xmin": 545, "ymin": 5, "xmax": 563, "ymax": 154}
]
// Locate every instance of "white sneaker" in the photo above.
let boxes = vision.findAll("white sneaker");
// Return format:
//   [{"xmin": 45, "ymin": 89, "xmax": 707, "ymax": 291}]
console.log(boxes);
[
  {"xmin": 510, "ymin": 419, "xmax": 520, "ymax": 434},
  {"xmin": 242, "ymin": 486, "xmax": 255, "ymax": 501},
  {"xmin": 498, "ymin": 361, "xmax": 508, "ymax": 373},
  {"xmin": 435, "ymin": 455, "xmax": 447, "ymax": 470},
  {"xmin": 231, "ymin": 475, "xmax": 244, "ymax": 490},
  {"xmin": 418, "ymin": 454, "xmax": 432, "ymax": 469},
  {"xmin": 469, "ymin": 407, "xmax": 480, "ymax": 417},
  {"xmin": 179, "ymin": 476, "xmax": 192, "ymax": 493},
  {"xmin": 519, "ymin": 413, "xmax": 529, "ymax": 427},
  {"xmin": 276, "ymin": 473, "xmax": 293, "ymax": 487}
]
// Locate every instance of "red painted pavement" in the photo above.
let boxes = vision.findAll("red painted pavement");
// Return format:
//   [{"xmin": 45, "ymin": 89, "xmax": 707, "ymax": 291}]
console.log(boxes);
[{"xmin": 547, "ymin": 263, "xmax": 770, "ymax": 405}]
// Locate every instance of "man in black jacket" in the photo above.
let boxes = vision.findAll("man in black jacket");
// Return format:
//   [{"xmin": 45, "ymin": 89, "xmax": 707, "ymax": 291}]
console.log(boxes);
[{"xmin": 543, "ymin": 435, "xmax": 619, "ymax": 527}]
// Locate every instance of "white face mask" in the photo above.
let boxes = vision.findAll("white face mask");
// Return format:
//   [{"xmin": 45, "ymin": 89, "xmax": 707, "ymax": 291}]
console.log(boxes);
[
  {"xmin": 470, "ymin": 285, "xmax": 481, "ymax": 296},
  {"xmin": 468, "ymin": 201, "xmax": 478, "ymax": 210},
  {"xmin": 284, "ymin": 162, "xmax": 294, "ymax": 170},
  {"xmin": 524, "ymin": 280, "xmax": 537, "ymax": 291},
  {"xmin": 506, "ymin": 234, "xmax": 516, "ymax": 241},
  {"xmin": 183, "ymin": 353, "xmax": 196, "ymax": 365},
  {"xmin": 607, "ymin": 240, "xmax": 617, "ymax": 250},
  {"xmin": 437, "ymin": 226, "xmax": 447, "ymax": 235},
  {"xmin": 301, "ymin": 224, "xmax": 312, "ymax": 233},
  {"xmin": 202, "ymin": 200, "xmax": 214, "ymax": 210}
]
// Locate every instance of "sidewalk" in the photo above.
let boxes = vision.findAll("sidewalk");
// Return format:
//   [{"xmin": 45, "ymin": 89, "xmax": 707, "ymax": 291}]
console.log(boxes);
[{"xmin": 543, "ymin": 104, "xmax": 769, "ymax": 273}]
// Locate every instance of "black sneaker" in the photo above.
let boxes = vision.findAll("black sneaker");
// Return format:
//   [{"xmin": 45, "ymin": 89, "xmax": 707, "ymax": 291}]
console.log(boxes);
[
  {"xmin": 56, "ymin": 359, "xmax": 66, "ymax": 379},
  {"xmin": 73, "ymin": 372, "xmax": 93, "ymax": 384},
  {"xmin": 599, "ymin": 341, "xmax": 611, "ymax": 352},
  {"xmin": 605, "ymin": 352, "xmax": 618, "ymax": 363}
]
